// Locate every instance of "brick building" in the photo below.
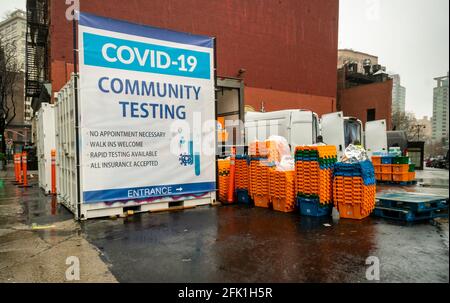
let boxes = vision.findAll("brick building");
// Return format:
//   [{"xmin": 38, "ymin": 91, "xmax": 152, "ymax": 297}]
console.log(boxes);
[
  {"xmin": 337, "ymin": 65, "xmax": 393, "ymax": 130},
  {"xmin": 29, "ymin": 0, "xmax": 339, "ymax": 116}
]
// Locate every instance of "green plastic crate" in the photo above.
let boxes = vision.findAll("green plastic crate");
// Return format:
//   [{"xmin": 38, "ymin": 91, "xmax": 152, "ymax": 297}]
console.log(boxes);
[
  {"xmin": 409, "ymin": 164, "xmax": 415, "ymax": 172},
  {"xmin": 393, "ymin": 156, "xmax": 409, "ymax": 164}
]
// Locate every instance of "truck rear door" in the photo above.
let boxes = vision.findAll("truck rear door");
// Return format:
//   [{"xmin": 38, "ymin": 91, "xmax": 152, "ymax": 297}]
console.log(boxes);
[
  {"xmin": 321, "ymin": 111, "xmax": 345, "ymax": 158},
  {"xmin": 365, "ymin": 119, "xmax": 388, "ymax": 158}
]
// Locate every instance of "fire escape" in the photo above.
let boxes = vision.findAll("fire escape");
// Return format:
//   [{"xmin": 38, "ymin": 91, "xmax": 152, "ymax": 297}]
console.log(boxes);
[{"xmin": 25, "ymin": 0, "xmax": 49, "ymax": 112}]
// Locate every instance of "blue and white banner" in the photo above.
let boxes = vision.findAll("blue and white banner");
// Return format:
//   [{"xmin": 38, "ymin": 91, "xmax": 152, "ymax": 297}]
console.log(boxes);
[{"xmin": 78, "ymin": 12, "xmax": 216, "ymax": 203}]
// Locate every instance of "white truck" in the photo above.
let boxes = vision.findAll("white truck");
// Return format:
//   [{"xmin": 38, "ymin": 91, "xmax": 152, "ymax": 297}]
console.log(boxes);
[
  {"xmin": 364, "ymin": 119, "xmax": 388, "ymax": 158},
  {"xmin": 320, "ymin": 111, "xmax": 363, "ymax": 159},
  {"xmin": 245, "ymin": 109, "xmax": 320, "ymax": 152},
  {"xmin": 244, "ymin": 110, "xmax": 388, "ymax": 159}
]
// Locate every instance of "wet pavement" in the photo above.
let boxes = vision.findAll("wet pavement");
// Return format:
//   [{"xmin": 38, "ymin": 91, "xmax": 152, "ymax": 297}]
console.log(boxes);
[
  {"xmin": 0, "ymin": 168, "xmax": 116, "ymax": 282},
  {"xmin": 0, "ymin": 165, "xmax": 448, "ymax": 282}
]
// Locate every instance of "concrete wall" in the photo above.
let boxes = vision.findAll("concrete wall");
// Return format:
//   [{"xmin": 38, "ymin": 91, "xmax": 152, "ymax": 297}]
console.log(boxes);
[
  {"xmin": 339, "ymin": 79, "xmax": 393, "ymax": 130},
  {"xmin": 49, "ymin": 0, "xmax": 339, "ymax": 114}
]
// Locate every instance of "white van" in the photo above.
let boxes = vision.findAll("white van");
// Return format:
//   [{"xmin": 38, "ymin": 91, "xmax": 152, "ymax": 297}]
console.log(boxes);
[{"xmin": 245, "ymin": 109, "xmax": 320, "ymax": 153}]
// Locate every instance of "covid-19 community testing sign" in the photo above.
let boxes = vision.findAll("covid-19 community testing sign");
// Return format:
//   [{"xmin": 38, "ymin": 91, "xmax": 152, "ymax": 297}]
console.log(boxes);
[{"xmin": 78, "ymin": 12, "xmax": 216, "ymax": 203}]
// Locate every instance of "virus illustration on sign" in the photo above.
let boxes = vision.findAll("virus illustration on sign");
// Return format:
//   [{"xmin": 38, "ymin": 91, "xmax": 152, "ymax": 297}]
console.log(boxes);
[{"xmin": 179, "ymin": 153, "xmax": 194, "ymax": 166}]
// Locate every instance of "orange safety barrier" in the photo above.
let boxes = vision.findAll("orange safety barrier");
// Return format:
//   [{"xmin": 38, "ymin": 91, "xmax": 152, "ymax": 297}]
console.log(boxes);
[
  {"xmin": 227, "ymin": 147, "xmax": 236, "ymax": 203},
  {"xmin": 21, "ymin": 151, "xmax": 29, "ymax": 187},
  {"xmin": 14, "ymin": 153, "xmax": 21, "ymax": 183}
]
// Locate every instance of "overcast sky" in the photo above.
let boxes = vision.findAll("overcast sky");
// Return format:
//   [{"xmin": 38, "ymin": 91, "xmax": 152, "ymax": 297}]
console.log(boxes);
[
  {"xmin": 339, "ymin": 0, "xmax": 449, "ymax": 118},
  {"xmin": 1, "ymin": 0, "xmax": 449, "ymax": 118}
]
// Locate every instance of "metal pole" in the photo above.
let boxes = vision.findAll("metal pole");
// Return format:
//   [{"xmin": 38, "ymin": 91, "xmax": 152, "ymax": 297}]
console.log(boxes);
[
  {"xmin": 73, "ymin": 18, "xmax": 82, "ymax": 220},
  {"xmin": 213, "ymin": 37, "xmax": 219, "ymax": 202}
]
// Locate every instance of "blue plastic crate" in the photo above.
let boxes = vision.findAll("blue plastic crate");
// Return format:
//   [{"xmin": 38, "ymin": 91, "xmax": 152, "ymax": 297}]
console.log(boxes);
[
  {"xmin": 236, "ymin": 189, "xmax": 252, "ymax": 205},
  {"xmin": 297, "ymin": 197, "xmax": 332, "ymax": 217},
  {"xmin": 381, "ymin": 156, "xmax": 393, "ymax": 164}
]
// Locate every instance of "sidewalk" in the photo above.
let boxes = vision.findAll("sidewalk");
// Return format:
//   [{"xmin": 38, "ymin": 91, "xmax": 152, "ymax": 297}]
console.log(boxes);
[{"xmin": 0, "ymin": 166, "xmax": 116, "ymax": 282}]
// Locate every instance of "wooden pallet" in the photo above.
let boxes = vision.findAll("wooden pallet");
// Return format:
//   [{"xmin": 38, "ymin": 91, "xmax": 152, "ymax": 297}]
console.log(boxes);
[{"xmin": 78, "ymin": 193, "xmax": 216, "ymax": 220}]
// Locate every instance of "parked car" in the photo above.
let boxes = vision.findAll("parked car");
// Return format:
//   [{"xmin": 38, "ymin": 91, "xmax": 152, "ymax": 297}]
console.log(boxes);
[{"xmin": 426, "ymin": 155, "xmax": 448, "ymax": 169}]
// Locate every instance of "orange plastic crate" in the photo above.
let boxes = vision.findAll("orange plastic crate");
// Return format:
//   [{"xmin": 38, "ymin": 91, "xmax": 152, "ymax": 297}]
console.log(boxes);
[
  {"xmin": 272, "ymin": 197, "xmax": 295, "ymax": 212},
  {"xmin": 254, "ymin": 194, "xmax": 270, "ymax": 208},
  {"xmin": 337, "ymin": 203, "xmax": 369, "ymax": 220},
  {"xmin": 408, "ymin": 171, "xmax": 416, "ymax": 181},
  {"xmin": 392, "ymin": 172, "xmax": 409, "ymax": 182},
  {"xmin": 381, "ymin": 173, "xmax": 392, "ymax": 181},
  {"xmin": 375, "ymin": 173, "xmax": 382, "ymax": 181},
  {"xmin": 371, "ymin": 156, "xmax": 381, "ymax": 165},
  {"xmin": 381, "ymin": 164, "xmax": 392, "ymax": 173},
  {"xmin": 392, "ymin": 164, "xmax": 409, "ymax": 173}
]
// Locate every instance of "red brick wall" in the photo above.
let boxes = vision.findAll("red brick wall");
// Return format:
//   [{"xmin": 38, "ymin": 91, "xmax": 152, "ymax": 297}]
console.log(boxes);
[
  {"xmin": 245, "ymin": 87, "xmax": 336, "ymax": 116},
  {"xmin": 49, "ymin": 0, "xmax": 339, "ymax": 111},
  {"xmin": 338, "ymin": 80, "xmax": 393, "ymax": 129}
]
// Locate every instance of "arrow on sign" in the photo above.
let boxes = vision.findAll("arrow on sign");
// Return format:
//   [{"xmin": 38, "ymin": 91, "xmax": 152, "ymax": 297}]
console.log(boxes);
[{"xmin": 176, "ymin": 187, "xmax": 183, "ymax": 192}]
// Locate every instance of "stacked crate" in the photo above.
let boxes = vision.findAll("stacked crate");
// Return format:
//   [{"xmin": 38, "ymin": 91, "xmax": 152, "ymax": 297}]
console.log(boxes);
[
  {"xmin": 333, "ymin": 160, "xmax": 376, "ymax": 220},
  {"xmin": 372, "ymin": 155, "xmax": 416, "ymax": 183},
  {"xmin": 295, "ymin": 145, "xmax": 337, "ymax": 216},
  {"xmin": 235, "ymin": 155, "xmax": 251, "ymax": 204},
  {"xmin": 218, "ymin": 158, "xmax": 231, "ymax": 202},
  {"xmin": 269, "ymin": 169, "xmax": 295, "ymax": 212},
  {"xmin": 408, "ymin": 163, "xmax": 416, "ymax": 181},
  {"xmin": 249, "ymin": 158, "xmax": 274, "ymax": 208}
]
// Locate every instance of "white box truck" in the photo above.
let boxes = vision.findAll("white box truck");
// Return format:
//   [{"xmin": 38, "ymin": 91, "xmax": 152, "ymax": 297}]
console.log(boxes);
[
  {"xmin": 245, "ymin": 109, "xmax": 320, "ymax": 153},
  {"xmin": 35, "ymin": 102, "xmax": 56, "ymax": 193}
]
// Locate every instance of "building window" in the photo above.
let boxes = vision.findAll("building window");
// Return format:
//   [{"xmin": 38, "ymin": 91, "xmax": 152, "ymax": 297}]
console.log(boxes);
[{"xmin": 367, "ymin": 108, "xmax": 376, "ymax": 122}]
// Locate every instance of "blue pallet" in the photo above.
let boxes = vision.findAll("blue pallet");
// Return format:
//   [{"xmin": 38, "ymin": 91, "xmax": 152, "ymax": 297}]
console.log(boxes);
[
  {"xmin": 376, "ymin": 192, "xmax": 449, "ymax": 213},
  {"xmin": 297, "ymin": 197, "xmax": 332, "ymax": 217},
  {"xmin": 376, "ymin": 180, "xmax": 417, "ymax": 186},
  {"xmin": 236, "ymin": 189, "xmax": 252, "ymax": 205},
  {"xmin": 373, "ymin": 207, "xmax": 448, "ymax": 222}
]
